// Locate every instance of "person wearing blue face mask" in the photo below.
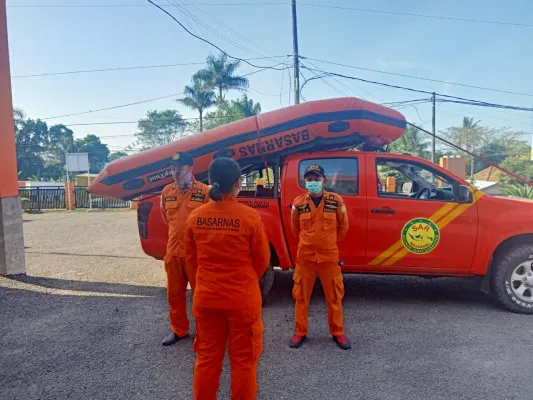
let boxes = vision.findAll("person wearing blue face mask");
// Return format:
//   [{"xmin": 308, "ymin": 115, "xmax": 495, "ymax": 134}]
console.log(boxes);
[{"xmin": 289, "ymin": 164, "xmax": 351, "ymax": 350}]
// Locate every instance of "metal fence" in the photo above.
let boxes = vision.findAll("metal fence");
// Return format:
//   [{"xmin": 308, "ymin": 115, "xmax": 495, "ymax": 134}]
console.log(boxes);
[
  {"xmin": 19, "ymin": 187, "xmax": 66, "ymax": 211},
  {"xmin": 74, "ymin": 187, "xmax": 130, "ymax": 209}
]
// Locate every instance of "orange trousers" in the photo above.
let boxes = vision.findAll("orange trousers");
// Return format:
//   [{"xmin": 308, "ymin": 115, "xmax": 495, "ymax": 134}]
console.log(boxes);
[
  {"xmin": 292, "ymin": 261, "xmax": 345, "ymax": 336},
  {"xmin": 164, "ymin": 255, "xmax": 196, "ymax": 337},
  {"xmin": 192, "ymin": 307, "xmax": 263, "ymax": 400}
]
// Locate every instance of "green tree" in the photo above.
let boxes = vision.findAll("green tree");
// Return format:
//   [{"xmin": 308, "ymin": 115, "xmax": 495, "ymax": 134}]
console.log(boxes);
[
  {"xmin": 178, "ymin": 77, "xmax": 216, "ymax": 132},
  {"xmin": 498, "ymin": 155, "xmax": 533, "ymax": 198},
  {"xmin": 72, "ymin": 134, "xmax": 110, "ymax": 173},
  {"xmin": 136, "ymin": 109, "xmax": 187, "ymax": 148},
  {"xmin": 231, "ymin": 94, "xmax": 261, "ymax": 117},
  {"xmin": 474, "ymin": 131, "xmax": 529, "ymax": 172},
  {"xmin": 200, "ymin": 94, "xmax": 262, "ymax": 131},
  {"xmin": 108, "ymin": 151, "xmax": 128, "ymax": 162},
  {"xmin": 441, "ymin": 117, "xmax": 484, "ymax": 178},
  {"xmin": 15, "ymin": 116, "xmax": 48, "ymax": 179},
  {"xmin": 46, "ymin": 124, "xmax": 75, "ymax": 164},
  {"xmin": 194, "ymin": 53, "xmax": 249, "ymax": 105},
  {"xmin": 389, "ymin": 125, "xmax": 430, "ymax": 159}
]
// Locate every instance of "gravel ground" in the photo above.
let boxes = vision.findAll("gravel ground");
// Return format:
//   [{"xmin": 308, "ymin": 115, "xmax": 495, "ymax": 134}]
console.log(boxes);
[{"xmin": 1, "ymin": 211, "xmax": 533, "ymax": 400}]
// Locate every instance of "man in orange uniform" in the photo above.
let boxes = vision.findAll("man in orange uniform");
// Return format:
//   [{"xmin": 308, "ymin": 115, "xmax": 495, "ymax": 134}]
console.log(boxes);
[
  {"xmin": 290, "ymin": 163, "xmax": 351, "ymax": 350},
  {"xmin": 160, "ymin": 151, "xmax": 209, "ymax": 346},
  {"xmin": 185, "ymin": 157, "xmax": 270, "ymax": 400}
]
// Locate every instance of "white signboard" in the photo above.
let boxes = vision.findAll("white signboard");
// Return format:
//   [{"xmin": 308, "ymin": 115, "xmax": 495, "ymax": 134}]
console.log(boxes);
[{"xmin": 66, "ymin": 153, "xmax": 89, "ymax": 172}]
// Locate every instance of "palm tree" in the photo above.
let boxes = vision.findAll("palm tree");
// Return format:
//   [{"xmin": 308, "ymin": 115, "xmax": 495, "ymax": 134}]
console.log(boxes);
[
  {"xmin": 462, "ymin": 117, "xmax": 482, "ymax": 178},
  {"xmin": 194, "ymin": 53, "xmax": 249, "ymax": 105},
  {"xmin": 390, "ymin": 125, "xmax": 430, "ymax": 159},
  {"xmin": 178, "ymin": 78, "xmax": 216, "ymax": 132},
  {"xmin": 230, "ymin": 94, "xmax": 261, "ymax": 117}
]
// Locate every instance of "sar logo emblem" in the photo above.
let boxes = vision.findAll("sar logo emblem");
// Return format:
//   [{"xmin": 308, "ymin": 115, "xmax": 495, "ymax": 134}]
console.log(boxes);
[{"xmin": 401, "ymin": 218, "xmax": 440, "ymax": 254}]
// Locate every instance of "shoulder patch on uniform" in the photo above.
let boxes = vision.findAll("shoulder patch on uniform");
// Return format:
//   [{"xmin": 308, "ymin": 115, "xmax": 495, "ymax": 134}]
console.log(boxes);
[
  {"xmin": 324, "ymin": 198, "xmax": 339, "ymax": 213},
  {"xmin": 297, "ymin": 204, "xmax": 311, "ymax": 214},
  {"xmin": 165, "ymin": 196, "xmax": 177, "ymax": 201},
  {"xmin": 190, "ymin": 193, "xmax": 206, "ymax": 203}
]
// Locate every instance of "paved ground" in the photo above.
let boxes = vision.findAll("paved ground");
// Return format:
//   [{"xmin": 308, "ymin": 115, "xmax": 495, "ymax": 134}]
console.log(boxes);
[{"xmin": 1, "ymin": 211, "xmax": 533, "ymax": 400}]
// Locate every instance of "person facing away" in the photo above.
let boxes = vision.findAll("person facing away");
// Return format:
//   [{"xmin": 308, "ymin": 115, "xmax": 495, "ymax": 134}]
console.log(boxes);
[
  {"xmin": 160, "ymin": 151, "xmax": 209, "ymax": 346},
  {"xmin": 289, "ymin": 163, "xmax": 351, "ymax": 350},
  {"xmin": 185, "ymin": 157, "xmax": 270, "ymax": 400}
]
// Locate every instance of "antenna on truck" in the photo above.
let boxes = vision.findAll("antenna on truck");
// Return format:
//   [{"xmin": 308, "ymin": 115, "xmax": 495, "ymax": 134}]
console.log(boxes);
[{"xmin": 253, "ymin": 115, "xmax": 272, "ymax": 187}]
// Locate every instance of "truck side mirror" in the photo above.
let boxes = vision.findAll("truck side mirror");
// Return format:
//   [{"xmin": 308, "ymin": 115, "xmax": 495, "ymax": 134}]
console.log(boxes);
[{"xmin": 457, "ymin": 185, "xmax": 473, "ymax": 203}]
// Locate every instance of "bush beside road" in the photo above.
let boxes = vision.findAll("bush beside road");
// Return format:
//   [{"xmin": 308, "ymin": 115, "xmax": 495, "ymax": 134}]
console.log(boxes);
[{"xmin": 1, "ymin": 212, "xmax": 533, "ymax": 399}]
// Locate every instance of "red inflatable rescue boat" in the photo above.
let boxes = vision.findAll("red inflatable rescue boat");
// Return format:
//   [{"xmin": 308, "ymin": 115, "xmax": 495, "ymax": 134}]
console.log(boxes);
[{"xmin": 88, "ymin": 97, "xmax": 406, "ymax": 200}]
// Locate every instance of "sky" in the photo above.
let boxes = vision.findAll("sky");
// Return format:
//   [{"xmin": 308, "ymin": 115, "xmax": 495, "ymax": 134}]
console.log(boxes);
[{"xmin": 6, "ymin": 0, "xmax": 533, "ymax": 155}]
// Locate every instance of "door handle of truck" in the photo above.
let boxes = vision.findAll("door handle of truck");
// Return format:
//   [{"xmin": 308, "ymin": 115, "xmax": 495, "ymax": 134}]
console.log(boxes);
[{"xmin": 371, "ymin": 208, "xmax": 396, "ymax": 214}]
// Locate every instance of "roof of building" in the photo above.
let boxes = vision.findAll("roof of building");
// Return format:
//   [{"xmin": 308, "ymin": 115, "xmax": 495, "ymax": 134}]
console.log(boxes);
[{"xmin": 473, "ymin": 166, "xmax": 501, "ymax": 182}]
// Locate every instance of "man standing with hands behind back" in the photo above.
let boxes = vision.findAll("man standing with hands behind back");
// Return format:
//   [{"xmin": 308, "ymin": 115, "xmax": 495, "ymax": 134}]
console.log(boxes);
[
  {"xmin": 160, "ymin": 151, "xmax": 209, "ymax": 346},
  {"xmin": 290, "ymin": 163, "xmax": 351, "ymax": 350}
]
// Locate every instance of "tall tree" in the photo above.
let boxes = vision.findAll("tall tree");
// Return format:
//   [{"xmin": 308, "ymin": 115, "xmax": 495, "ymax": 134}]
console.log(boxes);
[
  {"xmin": 231, "ymin": 94, "xmax": 261, "ymax": 117},
  {"xmin": 72, "ymin": 134, "xmax": 110, "ymax": 173},
  {"xmin": 108, "ymin": 151, "xmax": 128, "ymax": 162},
  {"xmin": 389, "ymin": 125, "xmax": 430, "ymax": 159},
  {"xmin": 136, "ymin": 109, "xmax": 187, "ymax": 148},
  {"xmin": 178, "ymin": 77, "xmax": 216, "ymax": 132},
  {"xmin": 14, "ymin": 116, "xmax": 49, "ymax": 179},
  {"xmin": 199, "ymin": 95, "xmax": 262, "ymax": 131},
  {"xmin": 47, "ymin": 124, "xmax": 75, "ymax": 164},
  {"xmin": 500, "ymin": 155, "xmax": 533, "ymax": 198},
  {"xmin": 441, "ymin": 117, "xmax": 485, "ymax": 178},
  {"xmin": 194, "ymin": 53, "xmax": 249, "ymax": 105}
]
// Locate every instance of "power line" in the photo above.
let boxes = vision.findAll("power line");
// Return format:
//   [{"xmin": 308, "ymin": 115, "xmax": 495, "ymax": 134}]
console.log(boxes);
[
  {"xmin": 42, "ymin": 93, "xmax": 183, "ymax": 120},
  {"xmin": 300, "ymin": 66, "xmax": 533, "ymax": 112},
  {"xmin": 38, "ymin": 63, "xmax": 284, "ymax": 122},
  {"xmin": 302, "ymin": 57, "xmax": 533, "ymax": 98},
  {"xmin": 11, "ymin": 56, "xmax": 287, "ymax": 79},
  {"xmin": 146, "ymin": 0, "xmax": 286, "ymax": 71},
  {"xmin": 166, "ymin": 0, "xmax": 266, "ymax": 58},
  {"xmin": 173, "ymin": 0, "xmax": 276, "ymax": 60},
  {"xmin": 297, "ymin": 3, "xmax": 533, "ymax": 28},
  {"xmin": 10, "ymin": 2, "xmax": 532, "ymax": 28}
]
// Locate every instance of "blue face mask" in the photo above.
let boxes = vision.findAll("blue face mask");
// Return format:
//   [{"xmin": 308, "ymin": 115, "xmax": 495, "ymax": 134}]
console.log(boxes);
[{"xmin": 305, "ymin": 181, "xmax": 323, "ymax": 194}]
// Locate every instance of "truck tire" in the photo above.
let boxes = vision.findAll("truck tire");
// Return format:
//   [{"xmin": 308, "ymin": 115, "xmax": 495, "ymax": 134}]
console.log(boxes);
[
  {"xmin": 259, "ymin": 264, "xmax": 275, "ymax": 306},
  {"xmin": 492, "ymin": 244, "xmax": 533, "ymax": 314}
]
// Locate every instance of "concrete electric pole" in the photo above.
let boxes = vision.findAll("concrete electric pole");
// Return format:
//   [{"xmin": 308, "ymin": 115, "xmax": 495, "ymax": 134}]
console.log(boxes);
[
  {"xmin": 291, "ymin": 0, "xmax": 300, "ymax": 104},
  {"xmin": 0, "ymin": 0, "xmax": 26, "ymax": 275}
]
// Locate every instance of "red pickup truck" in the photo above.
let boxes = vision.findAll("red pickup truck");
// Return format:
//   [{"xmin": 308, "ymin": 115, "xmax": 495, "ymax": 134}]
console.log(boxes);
[{"xmin": 137, "ymin": 150, "xmax": 533, "ymax": 314}]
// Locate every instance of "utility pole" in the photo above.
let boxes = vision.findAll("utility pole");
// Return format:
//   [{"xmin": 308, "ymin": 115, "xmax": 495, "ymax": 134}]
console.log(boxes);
[
  {"xmin": 432, "ymin": 92, "xmax": 436, "ymax": 163},
  {"xmin": 291, "ymin": 0, "xmax": 300, "ymax": 104}
]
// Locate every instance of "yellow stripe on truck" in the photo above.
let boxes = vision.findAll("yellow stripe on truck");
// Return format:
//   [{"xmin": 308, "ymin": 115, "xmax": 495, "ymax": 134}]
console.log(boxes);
[{"xmin": 369, "ymin": 190, "xmax": 484, "ymax": 267}]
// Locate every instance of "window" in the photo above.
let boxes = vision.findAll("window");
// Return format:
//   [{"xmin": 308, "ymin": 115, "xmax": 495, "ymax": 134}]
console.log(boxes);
[
  {"xmin": 299, "ymin": 158, "xmax": 359, "ymax": 196},
  {"xmin": 376, "ymin": 158, "xmax": 459, "ymax": 202}
]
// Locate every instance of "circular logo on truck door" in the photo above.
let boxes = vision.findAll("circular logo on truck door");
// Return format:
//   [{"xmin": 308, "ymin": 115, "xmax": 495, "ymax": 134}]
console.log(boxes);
[{"xmin": 401, "ymin": 218, "xmax": 440, "ymax": 254}]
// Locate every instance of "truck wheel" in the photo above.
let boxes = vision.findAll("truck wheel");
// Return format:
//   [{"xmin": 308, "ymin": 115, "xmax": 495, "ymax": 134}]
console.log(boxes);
[
  {"xmin": 259, "ymin": 264, "xmax": 275, "ymax": 306},
  {"xmin": 492, "ymin": 244, "xmax": 533, "ymax": 314}
]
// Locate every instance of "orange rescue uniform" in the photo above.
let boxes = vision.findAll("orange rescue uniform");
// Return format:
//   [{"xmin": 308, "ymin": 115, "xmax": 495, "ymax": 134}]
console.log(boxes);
[
  {"xmin": 185, "ymin": 196, "xmax": 270, "ymax": 400},
  {"xmin": 291, "ymin": 191, "xmax": 349, "ymax": 337},
  {"xmin": 161, "ymin": 179, "xmax": 209, "ymax": 337}
]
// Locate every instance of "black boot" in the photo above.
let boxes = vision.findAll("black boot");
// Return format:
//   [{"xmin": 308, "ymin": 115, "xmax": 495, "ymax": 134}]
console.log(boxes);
[{"xmin": 162, "ymin": 332, "xmax": 189, "ymax": 346}]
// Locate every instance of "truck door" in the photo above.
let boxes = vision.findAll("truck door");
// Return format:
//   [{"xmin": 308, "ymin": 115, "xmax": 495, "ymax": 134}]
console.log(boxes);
[
  {"xmin": 280, "ymin": 154, "xmax": 366, "ymax": 267},
  {"xmin": 365, "ymin": 154, "xmax": 479, "ymax": 273}
]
